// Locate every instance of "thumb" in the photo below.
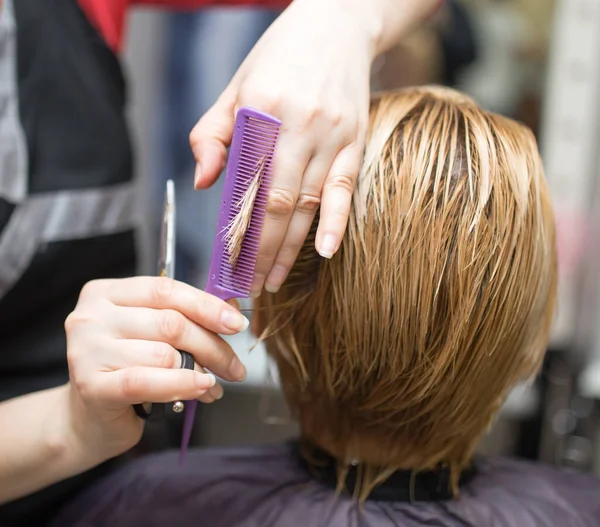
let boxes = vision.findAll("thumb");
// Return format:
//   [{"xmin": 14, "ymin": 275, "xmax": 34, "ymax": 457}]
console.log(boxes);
[{"xmin": 190, "ymin": 87, "xmax": 237, "ymax": 190}]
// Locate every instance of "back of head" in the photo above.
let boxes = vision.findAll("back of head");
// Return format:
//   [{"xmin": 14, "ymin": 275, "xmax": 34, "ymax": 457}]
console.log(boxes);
[{"xmin": 253, "ymin": 86, "xmax": 557, "ymax": 497}]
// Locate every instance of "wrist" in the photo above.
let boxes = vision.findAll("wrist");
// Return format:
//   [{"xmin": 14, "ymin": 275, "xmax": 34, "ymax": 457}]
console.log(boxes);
[
  {"xmin": 293, "ymin": 0, "xmax": 382, "ymax": 59},
  {"xmin": 318, "ymin": 0, "xmax": 443, "ymax": 59},
  {"xmin": 0, "ymin": 384, "xmax": 112, "ymax": 503},
  {"xmin": 47, "ymin": 384, "xmax": 108, "ymax": 472},
  {"xmin": 63, "ymin": 382, "xmax": 142, "ymax": 463},
  {"xmin": 333, "ymin": 0, "xmax": 385, "ymax": 60}
]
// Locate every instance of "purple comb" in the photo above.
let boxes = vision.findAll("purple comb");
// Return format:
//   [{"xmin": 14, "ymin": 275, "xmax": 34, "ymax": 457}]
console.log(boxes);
[{"xmin": 180, "ymin": 107, "xmax": 281, "ymax": 463}]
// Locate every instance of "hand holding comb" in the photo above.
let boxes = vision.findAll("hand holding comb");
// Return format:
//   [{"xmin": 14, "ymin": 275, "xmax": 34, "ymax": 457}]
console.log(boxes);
[{"xmin": 180, "ymin": 107, "xmax": 281, "ymax": 463}]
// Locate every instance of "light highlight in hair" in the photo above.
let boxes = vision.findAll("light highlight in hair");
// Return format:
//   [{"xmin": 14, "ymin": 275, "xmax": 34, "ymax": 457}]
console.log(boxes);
[{"xmin": 224, "ymin": 156, "xmax": 266, "ymax": 267}]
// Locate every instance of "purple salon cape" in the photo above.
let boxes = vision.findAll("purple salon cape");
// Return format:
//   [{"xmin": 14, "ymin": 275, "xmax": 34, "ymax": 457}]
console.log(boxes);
[{"xmin": 51, "ymin": 443, "xmax": 600, "ymax": 526}]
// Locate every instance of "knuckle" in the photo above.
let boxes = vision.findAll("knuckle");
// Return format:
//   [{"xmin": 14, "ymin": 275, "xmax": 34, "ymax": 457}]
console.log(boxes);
[
  {"xmin": 64, "ymin": 309, "xmax": 93, "ymax": 334},
  {"xmin": 120, "ymin": 370, "xmax": 142, "ymax": 399},
  {"xmin": 66, "ymin": 349, "xmax": 81, "ymax": 376},
  {"xmin": 295, "ymin": 192, "xmax": 321, "ymax": 214},
  {"xmin": 340, "ymin": 118, "xmax": 359, "ymax": 140},
  {"xmin": 243, "ymin": 86, "xmax": 282, "ymax": 114},
  {"xmin": 78, "ymin": 280, "xmax": 104, "ymax": 302},
  {"xmin": 197, "ymin": 393, "xmax": 215, "ymax": 404},
  {"xmin": 157, "ymin": 310, "xmax": 187, "ymax": 343},
  {"xmin": 189, "ymin": 128, "xmax": 198, "ymax": 149},
  {"xmin": 64, "ymin": 311, "xmax": 77, "ymax": 334},
  {"xmin": 329, "ymin": 111, "xmax": 344, "ymax": 128},
  {"xmin": 151, "ymin": 277, "xmax": 176, "ymax": 305},
  {"xmin": 278, "ymin": 243, "xmax": 304, "ymax": 264},
  {"xmin": 325, "ymin": 172, "xmax": 356, "ymax": 194},
  {"xmin": 189, "ymin": 120, "xmax": 208, "ymax": 150},
  {"xmin": 288, "ymin": 101, "xmax": 325, "ymax": 133},
  {"xmin": 271, "ymin": 259, "xmax": 295, "ymax": 278},
  {"xmin": 297, "ymin": 104, "xmax": 321, "ymax": 128},
  {"xmin": 267, "ymin": 187, "xmax": 296, "ymax": 217},
  {"xmin": 254, "ymin": 252, "xmax": 275, "ymax": 273},
  {"xmin": 149, "ymin": 342, "xmax": 176, "ymax": 369},
  {"xmin": 218, "ymin": 353, "xmax": 235, "ymax": 375},
  {"xmin": 296, "ymin": 105, "xmax": 346, "ymax": 131},
  {"xmin": 200, "ymin": 343, "xmax": 233, "ymax": 376},
  {"xmin": 74, "ymin": 377, "xmax": 96, "ymax": 402},
  {"xmin": 263, "ymin": 94, "xmax": 283, "ymax": 114}
]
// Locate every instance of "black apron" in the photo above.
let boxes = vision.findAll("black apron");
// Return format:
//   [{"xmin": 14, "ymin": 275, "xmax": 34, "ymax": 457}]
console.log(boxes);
[{"xmin": 0, "ymin": 0, "xmax": 136, "ymax": 524}]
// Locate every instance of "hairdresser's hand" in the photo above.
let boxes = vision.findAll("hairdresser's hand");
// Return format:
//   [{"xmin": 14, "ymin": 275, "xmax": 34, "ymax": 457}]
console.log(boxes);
[
  {"xmin": 191, "ymin": 0, "xmax": 373, "ymax": 296},
  {"xmin": 63, "ymin": 277, "xmax": 248, "ymax": 461},
  {"xmin": 190, "ymin": 0, "xmax": 439, "ymax": 295}
]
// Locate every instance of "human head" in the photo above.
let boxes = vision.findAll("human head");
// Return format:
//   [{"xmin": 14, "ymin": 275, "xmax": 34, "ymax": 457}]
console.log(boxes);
[{"xmin": 252, "ymin": 86, "xmax": 557, "ymax": 497}]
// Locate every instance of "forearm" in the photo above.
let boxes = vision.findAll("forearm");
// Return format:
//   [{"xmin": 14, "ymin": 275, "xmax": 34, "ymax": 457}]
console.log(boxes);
[
  {"xmin": 300, "ymin": 0, "xmax": 442, "ymax": 59},
  {"xmin": 132, "ymin": 0, "xmax": 290, "ymax": 8},
  {"xmin": 372, "ymin": 0, "xmax": 443, "ymax": 57},
  {"xmin": 0, "ymin": 385, "xmax": 98, "ymax": 504}
]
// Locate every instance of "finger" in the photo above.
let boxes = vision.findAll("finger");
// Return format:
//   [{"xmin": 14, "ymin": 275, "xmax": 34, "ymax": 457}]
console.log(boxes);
[
  {"xmin": 190, "ymin": 87, "xmax": 237, "ymax": 190},
  {"xmin": 98, "ymin": 367, "xmax": 216, "ymax": 406},
  {"xmin": 110, "ymin": 306, "xmax": 247, "ymax": 382},
  {"xmin": 264, "ymin": 153, "xmax": 333, "ymax": 293},
  {"xmin": 117, "ymin": 341, "xmax": 225, "ymax": 402},
  {"xmin": 198, "ymin": 380, "xmax": 224, "ymax": 403},
  {"xmin": 98, "ymin": 339, "xmax": 181, "ymax": 371},
  {"xmin": 250, "ymin": 135, "xmax": 312, "ymax": 296},
  {"xmin": 105, "ymin": 277, "xmax": 249, "ymax": 335},
  {"xmin": 227, "ymin": 298, "xmax": 241, "ymax": 311},
  {"xmin": 187, "ymin": 363, "xmax": 224, "ymax": 403},
  {"xmin": 109, "ymin": 340, "xmax": 207, "ymax": 371},
  {"xmin": 315, "ymin": 143, "xmax": 363, "ymax": 258}
]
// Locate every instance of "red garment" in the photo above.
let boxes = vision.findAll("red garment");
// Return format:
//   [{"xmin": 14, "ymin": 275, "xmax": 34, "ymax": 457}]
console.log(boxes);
[{"xmin": 77, "ymin": 0, "xmax": 289, "ymax": 53}]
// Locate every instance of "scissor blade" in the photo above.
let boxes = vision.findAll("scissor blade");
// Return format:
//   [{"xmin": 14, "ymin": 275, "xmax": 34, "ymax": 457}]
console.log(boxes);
[{"xmin": 158, "ymin": 180, "xmax": 176, "ymax": 279}]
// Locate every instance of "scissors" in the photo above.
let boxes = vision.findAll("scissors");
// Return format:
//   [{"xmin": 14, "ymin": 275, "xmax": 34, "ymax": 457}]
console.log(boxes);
[{"xmin": 133, "ymin": 180, "xmax": 195, "ymax": 421}]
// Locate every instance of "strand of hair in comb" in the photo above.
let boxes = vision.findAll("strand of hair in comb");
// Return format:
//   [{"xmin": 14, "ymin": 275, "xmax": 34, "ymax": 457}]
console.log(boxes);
[
  {"xmin": 224, "ymin": 156, "xmax": 267, "ymax": 266},
  {"xmin": 179, "ymin": 108, "xmax": 281, "ymax": 465}
]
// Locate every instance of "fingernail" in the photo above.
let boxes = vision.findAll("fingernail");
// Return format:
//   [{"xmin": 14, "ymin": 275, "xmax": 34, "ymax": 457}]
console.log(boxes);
[
  {"xmin": 318, "ymin": 234, "xmax": 338, "ymax": 259},
  {"xmin": 193, "ymin": 163, "xmax": 202, "ymax": 189},
  {"xmin": 265, "ymin": 265, "xmax": 287, "ymax": 293},
  {"xmin": 229, "ymin": 357, "xmax": 247, "ymax": 381},
  {"xmin": 197, "ymin": 372, "xmax": 217, "ymax": 389},
  {"xmin": 250, "ymin": 290, "xmax": 262, "ymax": 299},
  {"xmin": 221, "ymin": 309, "xmax": 249, "ymax": 332}
]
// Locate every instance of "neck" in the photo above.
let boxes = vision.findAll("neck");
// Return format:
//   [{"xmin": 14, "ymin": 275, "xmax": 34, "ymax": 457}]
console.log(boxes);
[
  {"xmin": 309, "ymin": 433, "xmax": 421, "ymax": 469},
  {"xmin": 295, "ymin": 438, "xmax": 477, "ymax": 502}
]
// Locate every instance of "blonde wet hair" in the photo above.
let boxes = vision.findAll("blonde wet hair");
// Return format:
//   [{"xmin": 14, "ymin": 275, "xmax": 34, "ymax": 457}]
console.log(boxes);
[{"xmin": 251, "ymin": 86, "xmax": 557, "ymax": 499}]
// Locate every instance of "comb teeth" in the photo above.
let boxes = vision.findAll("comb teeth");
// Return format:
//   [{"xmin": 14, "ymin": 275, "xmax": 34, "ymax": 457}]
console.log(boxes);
[
  {"xmin": 184, "ymin": 110, "xmax": 280, "ymax": 465},
  {"xmin": 217, "ymin": 113, "xmax": 281, "ymax": 295}
]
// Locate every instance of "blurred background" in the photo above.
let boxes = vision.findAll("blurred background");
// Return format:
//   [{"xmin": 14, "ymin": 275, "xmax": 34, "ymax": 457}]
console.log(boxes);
[{"xmin": 123, "ymin": 0, "xmax": 600, "ymax": 476}]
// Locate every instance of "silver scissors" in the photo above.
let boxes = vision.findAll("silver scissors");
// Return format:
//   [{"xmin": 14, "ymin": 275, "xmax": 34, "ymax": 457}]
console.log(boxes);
[
  {"xmin": 133, "ymin": 180, "xmax": 193, "ymax": 420},
  {"xmin": 159, "ymin": 179, "xmax": 176, "ymax": 281}
]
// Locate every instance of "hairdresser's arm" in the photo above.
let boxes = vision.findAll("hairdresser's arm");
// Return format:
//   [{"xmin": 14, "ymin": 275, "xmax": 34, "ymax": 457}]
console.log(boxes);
[
  {"xmin": 0, "ymin": 385, "xmax": 92, "ymax": 504},
  {"xmin": 132, "ymin": 0, "xmax": 288, "ymax": 7},
  {"xmin": 0, "ymin": 277, "xmax": 248, "ymax": 504},
  {"xmin": 190, "ymin": 0, "xmax": 441, "ymax": 295}
]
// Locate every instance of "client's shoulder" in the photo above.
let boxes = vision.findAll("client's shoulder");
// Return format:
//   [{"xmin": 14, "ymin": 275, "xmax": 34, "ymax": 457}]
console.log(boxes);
[
  {"xmin": 92, "ymin": 442, "xmax": 306, "ymax": 494},
  {"xmin": 450, "ymin": 456, "xmax": 600, "ymax": 526},
  {"xmin": 132, "ymin": 442, "xmax": 301, "ymax": 480},
  {"xmin": 477, "ymin": 456, "xmax": 600, "ymax": 491},
  {"xmin": 51, "ymin": 443, "xmax": 311, "ymax": 527}
]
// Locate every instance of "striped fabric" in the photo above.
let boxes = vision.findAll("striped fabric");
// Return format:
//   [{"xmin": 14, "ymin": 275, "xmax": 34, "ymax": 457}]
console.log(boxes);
[{"xmin": 0, "ymin": 0, "xmax": 137, "ymax": 523}]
